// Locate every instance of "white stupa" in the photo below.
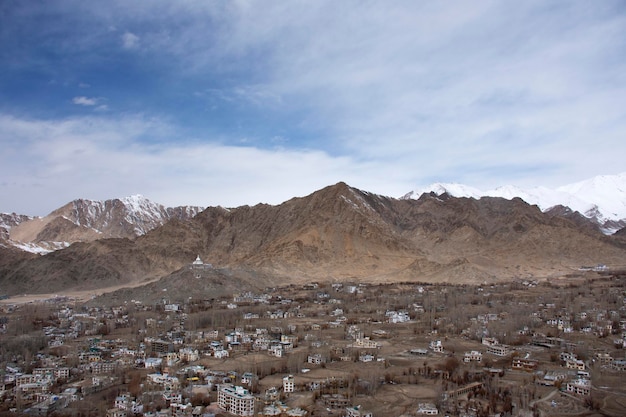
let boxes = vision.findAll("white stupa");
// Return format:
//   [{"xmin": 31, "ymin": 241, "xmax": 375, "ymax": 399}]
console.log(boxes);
[
  {"xmin": 190, "ymin": 255, "xmax": 212, "ymax": 272},
  {"xmin": 192, "ymin": 255, "xmax": 204, "ymax": 266}
]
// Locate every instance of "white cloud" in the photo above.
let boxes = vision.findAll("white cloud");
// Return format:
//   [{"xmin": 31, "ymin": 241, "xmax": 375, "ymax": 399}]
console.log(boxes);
[
  {"xmin": 121, "ymin": 31, "xmax": 140, "ymax": 49},
  {"xmin": 2, "ymin": 2, "xmax": 626, "ymax": 214},
  {"xmin": 72, "ymin": 96, "xmax": 98, "ymax": 106},
  {"xmin": 0, "ymin": 113, "xmax": 413, "ymax": 215}
]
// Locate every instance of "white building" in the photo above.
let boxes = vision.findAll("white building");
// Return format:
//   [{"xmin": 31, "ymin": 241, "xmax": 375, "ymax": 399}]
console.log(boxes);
[
  {"xmin": 283, "ymin": 375, "xmax": 295, "ymax": 393},
  {"xmin": 463, "ymin": 351, "xmax": 482, "ymax": 363},
  {"xmin": 565, "ymin": 357, "xmax": 586, "ymax": 371},
  {"xmin": 386, "ymin": 310, "xmax": 411, "ymax": 324},
  {"xmin": 416, "ymin": 403, "xmax": 439, "ymax": 415},
  {"xmin": 179, "ymin": 348, "xmax": 199, "ymax": 362},
  {"xmin": 482, "ymin": 337, "xmax": 499, "ymax": 346},
  {"xmin": 218, "ymin": 384, "xmax": 255, "ymax": 416},
  {"xmin": 566, "ymin": 378, "xmax": 591, "ymax": 396},
  {"xmin": 429, "ymin": 340, "xmax": 444, "ymax": 353},
  {"xmin": 269, "ymin": 344, "xmax": 284, "ymax": 358},
  {"xmin": 214, "ymin": 349, "xmax": 229, "ymax": 359}
]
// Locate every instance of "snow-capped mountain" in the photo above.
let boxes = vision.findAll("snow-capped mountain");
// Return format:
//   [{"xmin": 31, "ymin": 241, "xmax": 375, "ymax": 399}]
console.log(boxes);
[
  {"xmin": 45, "ymin": 194, "xmax": 203, "ymax": 237},
  {"xmin": 403, "ymin": 172, "xmax": 626, "ymax": 234},
  {"xmin": 0, "ymin": 212, "xmax": 34, "ymax": 241},
  {"xmin": 3, "ymin": 195, "xmax": 204, "ymax": 254}
]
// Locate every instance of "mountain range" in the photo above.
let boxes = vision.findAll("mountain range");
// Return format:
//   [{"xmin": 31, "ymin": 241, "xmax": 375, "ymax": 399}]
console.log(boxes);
[
  {"xmin": 403, "ymin": 172, "xmax": 626, "ymax": 234},
  {"xmin": 0, "ymin": 195, "xmax": 203, "ymax": 254},
  {"xmin": 1, "ymin": 176, "xmax": 626, "ymax": 301}
]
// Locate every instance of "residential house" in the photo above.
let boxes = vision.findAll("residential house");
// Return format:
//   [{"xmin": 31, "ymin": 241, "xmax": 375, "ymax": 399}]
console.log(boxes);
[
  {"xmin": 512, "ymin": 358, "xmax": 538, "ymax": 372},
  {"xmin": 463, "ymin": 351, "xmax": 482, "ymax": 363},
  {"xmin": 566, "ymin": 378, "xmax": 591, "ymax": 396}
]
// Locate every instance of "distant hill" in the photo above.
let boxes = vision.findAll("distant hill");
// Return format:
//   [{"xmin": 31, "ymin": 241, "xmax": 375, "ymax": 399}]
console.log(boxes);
[{"xmin": 1, "ymin": 182, "xmax": 625, "ymax": 298}]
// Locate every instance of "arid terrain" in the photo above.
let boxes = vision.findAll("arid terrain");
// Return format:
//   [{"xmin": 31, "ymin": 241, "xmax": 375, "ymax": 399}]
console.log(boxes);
[{"xmin": 1, "ymin": 271, "xmax": 626, "ymax": 417}]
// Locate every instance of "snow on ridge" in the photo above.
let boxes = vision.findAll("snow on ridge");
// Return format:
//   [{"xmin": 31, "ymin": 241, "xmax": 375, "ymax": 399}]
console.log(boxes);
[
  {"xmin": 405, "ymin": 172, "xmax": 626, "ymax": 227},
  {"xmin": 11, "ymin": 241, "xmax": 70, "ymax": 255},
  {"xmin": 557, "ymin": 173, "xmax": 626, "ymax": 219},
  {"xmin": 119, "ymin": 195, "xmax": 167, "ymax": 228},
  {"xmin": 404, "ymin": 182, "xmax": 482, "ymax": 200}
]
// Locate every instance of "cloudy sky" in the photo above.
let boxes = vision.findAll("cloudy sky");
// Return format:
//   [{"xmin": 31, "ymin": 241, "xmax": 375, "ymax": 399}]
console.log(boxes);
[{"xmin": 1, "ymin": 1, "xmax": 625, "ymax": 216}]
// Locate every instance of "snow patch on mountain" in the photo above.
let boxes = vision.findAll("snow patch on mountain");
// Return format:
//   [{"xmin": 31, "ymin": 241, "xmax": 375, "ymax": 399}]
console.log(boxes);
[
  {"xmin": 404, "ymin": 172, "xmax": 626, "ymax": 234},
  {"xmin": 12, "ymin": 241, "xmax": 70, "ymax": 255}
]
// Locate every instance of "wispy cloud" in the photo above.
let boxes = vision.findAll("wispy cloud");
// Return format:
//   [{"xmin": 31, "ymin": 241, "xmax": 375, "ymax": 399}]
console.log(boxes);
[
  {"xmin": 121, "ymin": 31, "xmax": 140, "ymax": 50},
  {"xmin": 72, "ymin": 96, "xmax": 98, "ymax": 106}
]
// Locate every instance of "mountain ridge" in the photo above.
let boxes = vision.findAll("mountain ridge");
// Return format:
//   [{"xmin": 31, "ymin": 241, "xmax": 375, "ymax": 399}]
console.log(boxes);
[
  {"xmin": 403, "ymin": 172, "xmax": 626, "ymax": 234},
  {"xmin": 2, "ymin": 195, "xmax": 203, "ymax": 254},
  {"xmin": 1, "ymin": 182, "xmax": 625, "ymax": 299}
]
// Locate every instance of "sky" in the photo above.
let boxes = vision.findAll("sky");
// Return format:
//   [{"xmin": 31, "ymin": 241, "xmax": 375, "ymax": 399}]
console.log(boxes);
[{"xmin": 1, "ymin": 1, "xmax": 625, "ymax": 216}]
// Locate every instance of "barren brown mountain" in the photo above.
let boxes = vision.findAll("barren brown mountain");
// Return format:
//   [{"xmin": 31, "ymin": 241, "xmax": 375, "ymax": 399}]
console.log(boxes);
[{"xmin": 1, "ymin": 182, "xmax": 625, "ymax": 297}]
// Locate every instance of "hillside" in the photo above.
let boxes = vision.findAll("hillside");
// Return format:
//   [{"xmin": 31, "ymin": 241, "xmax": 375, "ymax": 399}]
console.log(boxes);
[{"xmin": 1, "ymin": 182, "xmax": 625, "ymax": 297}]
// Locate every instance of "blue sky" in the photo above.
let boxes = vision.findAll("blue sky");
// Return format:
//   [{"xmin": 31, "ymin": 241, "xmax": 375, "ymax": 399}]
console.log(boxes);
[{"xmin": 1, "ymin": 1, "xmax": 625, "ymax": 215}]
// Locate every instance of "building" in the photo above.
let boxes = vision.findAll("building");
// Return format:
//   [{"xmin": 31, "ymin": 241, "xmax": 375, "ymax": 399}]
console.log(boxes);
[
  {"xmin": 241, "ymin": 372, "xmax": 257, "ymax": 386},
  {"xmin": 463, "ymin": 351, "xmax": 482, "ymax": 363},
  {"xmin": 218, "ymin": 384, "xmax": 255, "ymax": 416},
  {"xmin": 34, "ymin": 367, "xmax": 70, "ymax": 381},
  {"xmin": 512, "ymin": 358, "xmax": 538, "ymax": 371},
  {"xmin": 482, "ymin": 337, "xmax": 499, "ymax": 346},
  {"xmin": 308, "ymin": 354, "xmax": 325, "ymax": 365},
  {"xmin": 353, "ymin": 337, "xmax": 381, "ymax": 349},
  {"xmin": 486, "ymin": 344, "xmax": 511, "ymax": 356},
  {"xmin": 416, "ymin": 403, "xmax": 439, "ymax": 415},
  {"xmin": 610, "ymin": 359, "xmax": 626, "ymax": 371},
  {"xmin": 179, "ymin": 347, "xmax": 199, "ymax": 362},
  {"xmin": 565, "ymin": 357, "xmax": 586, "ymax": 371},
  {"xmin": 429, "ymin": 340, "xmax": 444, "ymax": 353},
  {"xmin": 269, "ymin": 344, "xmax": 284, "ymax": 358},
  {"xmin": 151, "ymin": 339, "xmax": 173, "ymax": 355},
  {"xmin": 283, "ymin": 375, "xmax": 295, "ymax": 393},
  {"xmin": 214, "ymin": 349, "xmax": 230, "ymax": 359},
  {"xmin": 541, "ymin": 371, "xmax": 567, "ymax": 386},
  {"xmin": 566, "ymin": 378, "xmax": 591, "ymax": 396}
]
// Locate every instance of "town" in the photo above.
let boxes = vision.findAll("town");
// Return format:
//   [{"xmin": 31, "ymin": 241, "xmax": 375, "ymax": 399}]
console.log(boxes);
[{"xmin": 1, "ymin": 270, "xmax": 626, "ymax": 417}]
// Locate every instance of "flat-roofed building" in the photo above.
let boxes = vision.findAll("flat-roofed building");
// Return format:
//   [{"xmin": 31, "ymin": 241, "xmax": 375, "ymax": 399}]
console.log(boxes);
[
  {"xmin": 566, "ymin": 378, "xmax": 591, "ymax": 396},
  {"xmin": 218, "ymin": 384, "xmax": 255, "ymax": 416}
]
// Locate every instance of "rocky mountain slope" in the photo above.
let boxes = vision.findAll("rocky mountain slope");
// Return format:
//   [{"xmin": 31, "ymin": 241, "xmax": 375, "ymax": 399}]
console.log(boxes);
[
  {"xmin": 2, "ymin": 195, "xmax": 203, "ymax": 254},
  {"xmin": 403, "ymin": 172, "xmax": 626, "ymax": 233},
  {"xmin": 0, "ymin": 213, "xmax": 33, "ymax": 240},
  {"xmin": 1, "ymin": 182, "xmax": 625, "ymax": 297}
]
